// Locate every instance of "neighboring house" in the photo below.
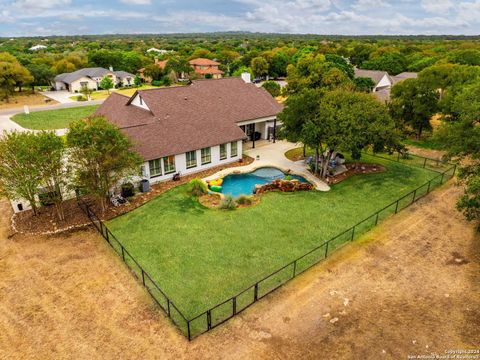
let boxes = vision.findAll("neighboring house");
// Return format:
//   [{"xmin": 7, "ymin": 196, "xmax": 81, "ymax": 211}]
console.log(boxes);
[
  {"xmin": 147, "ymin": 48, "xmax": 172, "ymax": 54},
  {"xmin": 95, "ymin": 74, "xmax": 282, "ymax": 184},
  {"xmin": 188, "ymin": 58, "xmax": 224, "ymax": 79},
  {"xmin": 354, "ymin": 68, "xmax": 393, "ymax": 92},
  {"xmin": 53, "ymin": 67, "xmax": 135, "ymax": 93},
  {"xmin": 29, "ymin": 44, "xmax": 47, "ymax": 51},
  {"xmin": 139, "ymin": 57, "xmax": 224, "ymax": 81},
  {"xmin": 354, "ymin": 68, "xmax": 418, "ymax": 102}
]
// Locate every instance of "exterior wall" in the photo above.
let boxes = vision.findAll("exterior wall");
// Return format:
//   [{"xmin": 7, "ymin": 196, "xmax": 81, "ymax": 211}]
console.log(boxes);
[
  {"xmin": 54, "ymin": 81, "xmax": 67, "ymax": 91},
  {"xmin": 144, "ymin": 140, "xmax": 243, "ymax": 184},
  {"xmin": 374, "ymin": 74, "xmax": 392, "ymax": 91},
  {"xmin": 130, "ymin": 94, "xmax": 150, "ymax": 110},
  {"xmin": 70, "ymin": 77, "xmax": 98, "ymax": 93}
]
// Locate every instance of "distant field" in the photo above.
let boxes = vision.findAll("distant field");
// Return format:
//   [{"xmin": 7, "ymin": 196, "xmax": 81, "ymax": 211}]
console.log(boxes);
[{"xmin": 11, "ymin": 105, "xmax": 99, "ymax": 130}]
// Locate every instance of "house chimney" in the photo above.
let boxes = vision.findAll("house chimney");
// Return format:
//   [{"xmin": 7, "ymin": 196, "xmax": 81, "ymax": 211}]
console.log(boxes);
[
  {"xmin": 109, "ymin": 66, "xmax": 113, "ymax": 72},
  {"xmin": 241, "ymin": 72, "xmax": 251, "ymax": 83}
]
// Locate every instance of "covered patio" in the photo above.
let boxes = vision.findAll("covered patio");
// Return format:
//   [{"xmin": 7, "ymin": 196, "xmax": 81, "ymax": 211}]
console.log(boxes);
[{"xmin": 238, "ymin": 116, "xmax": 280, "ymax": 149}]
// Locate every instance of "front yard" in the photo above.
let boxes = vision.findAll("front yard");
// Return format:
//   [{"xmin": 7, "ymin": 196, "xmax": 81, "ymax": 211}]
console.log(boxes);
[
  {"xmin": 107, "ymin": 153, "xmax": 441, "ymax": 327},
  {"xmin": 11, "ymin": 105, "xmax": 99, "ymax": 130}
]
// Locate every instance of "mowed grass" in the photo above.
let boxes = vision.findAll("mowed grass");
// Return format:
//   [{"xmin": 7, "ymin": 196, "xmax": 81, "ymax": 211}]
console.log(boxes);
[
  {"xmin": 107, "ymin": 154, "xmax": 439, "ymax": 321},
  {"xmin": 11, "ymin": 105, "xmax": 99, "ymax": 130}
]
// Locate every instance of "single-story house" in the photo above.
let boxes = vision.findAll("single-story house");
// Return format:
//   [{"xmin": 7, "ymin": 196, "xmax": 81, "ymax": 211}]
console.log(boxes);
[
  {"xmin": 53, "ymin": 67, "xmax": 135, "ymax": 93},
  {"xmin": 354, "ymin": 68, "xmax": 418, "ymax": 102},
  {"xmin": 354, "ymin": 68, "xmax": 393, "ymax": 92},
  {"xmin": 95, "ymin": 73, "xmax": 282, "ymax": 184}
]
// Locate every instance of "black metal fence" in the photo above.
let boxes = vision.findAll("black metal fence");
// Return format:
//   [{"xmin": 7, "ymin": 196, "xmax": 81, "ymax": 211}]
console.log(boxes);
[{"xmin": 77, "ymin": 151, "xmax": 456, "ymax": 341}]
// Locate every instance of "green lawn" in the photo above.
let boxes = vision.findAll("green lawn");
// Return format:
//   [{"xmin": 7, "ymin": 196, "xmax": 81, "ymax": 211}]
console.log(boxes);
[
  {"xmin": 106, "ymin": 154, "xmax": 442, "ymax": 333},
  {"xmin": 11, "ymin": 105, "xmax": 99, "ymax": 130}
]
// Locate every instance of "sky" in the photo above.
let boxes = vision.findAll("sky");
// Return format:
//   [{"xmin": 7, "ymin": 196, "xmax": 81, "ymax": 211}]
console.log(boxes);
[{"xmin": 0, "ymin": 0, "xmax": 479, "ymax": 37}]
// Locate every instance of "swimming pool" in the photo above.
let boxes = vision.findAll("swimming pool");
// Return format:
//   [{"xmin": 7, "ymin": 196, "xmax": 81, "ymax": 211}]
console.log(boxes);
[{"xmin": 221, "ymin": 167, "xmax": 309, "ymax": 197}]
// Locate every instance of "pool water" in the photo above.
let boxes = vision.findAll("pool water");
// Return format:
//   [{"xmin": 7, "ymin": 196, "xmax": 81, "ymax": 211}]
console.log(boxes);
[{"xmin": 221, "ymin": 167, "xmax": 309, "ymax": 197}]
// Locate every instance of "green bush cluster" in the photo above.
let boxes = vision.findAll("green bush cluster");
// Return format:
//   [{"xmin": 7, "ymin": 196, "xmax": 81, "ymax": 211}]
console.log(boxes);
[
  {"xmin": 188, "ymin": 178, "xmax": 208, "ymax": 197},
  {"xmin": 235, "ymin": 195, "xmax": 253, "ymax": 205}
]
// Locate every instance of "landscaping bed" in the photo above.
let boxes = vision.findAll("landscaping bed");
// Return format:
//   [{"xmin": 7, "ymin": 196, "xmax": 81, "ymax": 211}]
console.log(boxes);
[
  {"xmin": 12, "ymin": 155, "xmax": 254, "ymax": 234},
  {"xmin": 325, "ymin": 163, "xmax": 386, "ymax": 185}
]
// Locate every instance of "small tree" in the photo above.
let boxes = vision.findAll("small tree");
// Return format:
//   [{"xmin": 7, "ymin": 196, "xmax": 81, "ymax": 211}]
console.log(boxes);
[
  {"xmin": 0, "ymin": 131, "xmax": 42, "ymax": 214},
  {"xmin": 262, "ymin": 80, "xmax": 281, "ymax": 97},
  {"xmin": 389, "ymin": 78, "xmax": 438, "ymax": 138},
  {"xmin": 134, "ymin": 75, "xmax": 142, "ymax": 87},
  {"xmin": 251, "ymin": 57, "xmax": 269, "ymax": 79},
  {"xmin": 36, "ymin": 132, "xmax": 67, "ymax": 221},
  {"xmin": 100, "ymin": 76, "xmax": 114, "ymax": 94},
  {"xmin": 67, "ymin": 116, "xmax": 142, "ymax": 212},
  {"xmin": 79, "ymin": 84, "xmax": 93, "ymax": 101}
]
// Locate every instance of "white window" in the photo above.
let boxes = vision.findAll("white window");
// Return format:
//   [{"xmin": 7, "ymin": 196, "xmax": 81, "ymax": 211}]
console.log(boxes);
[
  {"xmin": 186, "ymin": 151, "xmax": 197, "ymax": 169},
  {"xmin": 163, "ymin": 155, "xmax": 176, "ymax": 174},
  {"xmin": 201, "ymin": 147, "xmax": 211, "ymax": 165},
  {"xmin": 220, "ymin": 144, "xmax": 227, "ymax": 160},
  {"xmin": 149, "ymin": 159, "xmax": 161, "ymax": 178},
  {"xmin": 230, "ymin": 141, "xmax": 238, "ymax": 157}
]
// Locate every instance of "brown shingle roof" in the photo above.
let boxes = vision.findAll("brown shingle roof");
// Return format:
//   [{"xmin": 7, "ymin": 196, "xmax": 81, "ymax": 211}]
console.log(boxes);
[
  {"xmin": 189, "ymin": 58, "xmax": 220, "ymax": 66},
  {"xmin": 95, "ymin": 78, "xmax": 282, "ymax": 161}
]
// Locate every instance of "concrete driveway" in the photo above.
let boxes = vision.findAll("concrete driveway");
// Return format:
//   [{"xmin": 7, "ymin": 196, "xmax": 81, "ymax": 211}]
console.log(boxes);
[{"xmin": 40, "ymin": 91, "xmax": 76, "ymax": 104}]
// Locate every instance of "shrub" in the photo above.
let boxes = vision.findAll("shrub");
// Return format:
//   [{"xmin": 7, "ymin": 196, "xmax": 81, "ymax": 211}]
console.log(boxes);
[
  {"xmin": 262, "ymin": 80, "xmax": 281, "ymax": 97},
  {"xmin": 188, "ymin": 178, "xmax": 208, "ymax": 197},
  {"xmin": 151, "ymin": 80, "xmax": 162, "ymax": 87},
  {"xmin": 219, "ymin": 195, "xmax": 237, "ymax": 210},
  {"xmin": 236, "ymin": 195, "xmax": 253, "ymax": 205},
  {"xmin": 284, "ymin": 175, "xmax": 293, "ymax": 181},
  {"xmin": 76, "ymin": 95, "xmax": 86, "ymax": 101}
]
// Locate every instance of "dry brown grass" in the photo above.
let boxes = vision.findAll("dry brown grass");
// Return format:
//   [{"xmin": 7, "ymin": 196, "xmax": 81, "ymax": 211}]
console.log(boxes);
[
  {"xmin": 0, "ymin": 181, "xmax": 478, "ymax": 359},
  {"xmin": 0, "ymin": 92, "xmax": 57, "ymax": 110}
]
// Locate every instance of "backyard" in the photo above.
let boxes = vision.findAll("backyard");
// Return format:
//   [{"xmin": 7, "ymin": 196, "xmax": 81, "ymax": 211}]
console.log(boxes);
[
  {"xmin": 11, "ymin": 105, "xmax": 99, "ymax": 130},
  {"xmin": 106, "ymin": 153, "xmax": 444, "ymax": 334}
]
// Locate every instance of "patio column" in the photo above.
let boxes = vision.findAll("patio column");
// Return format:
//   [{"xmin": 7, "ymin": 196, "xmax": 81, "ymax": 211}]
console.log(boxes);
[
  {"xmin": 252, "ymin": 126, "xmax": 255, "ymax": 149},
  {"xmin": 273, "ymin": 118, "xmax": 277, "ymax": 143}
]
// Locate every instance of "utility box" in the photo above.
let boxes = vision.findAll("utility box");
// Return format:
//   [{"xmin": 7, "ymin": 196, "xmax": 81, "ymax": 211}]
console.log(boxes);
[{"xmin": 140, "ymin": 179, "xmax": 150, "ymax": 193}]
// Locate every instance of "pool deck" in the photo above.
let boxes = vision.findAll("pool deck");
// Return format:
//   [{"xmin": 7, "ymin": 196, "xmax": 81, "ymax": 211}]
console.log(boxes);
[{"xmin": 203, "ymin": 141, "xmax": 330, "ymax": 191}]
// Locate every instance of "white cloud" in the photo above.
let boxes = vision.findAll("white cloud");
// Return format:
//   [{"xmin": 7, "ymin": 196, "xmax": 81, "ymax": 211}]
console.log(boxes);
[
  {"xmin": 352, "ymin": 0, "xmax": 391, "ymax": 11},
  {"xmin": 421, "ymin": 0, "xmax": 454, "ymax": 14},
  {"xmin": 120, "ymin": 0, "xmax": 151, "ymax": 4},
  {"xmin": 12, "ymin": 0, "xmax": 71, "ymax": 10}
]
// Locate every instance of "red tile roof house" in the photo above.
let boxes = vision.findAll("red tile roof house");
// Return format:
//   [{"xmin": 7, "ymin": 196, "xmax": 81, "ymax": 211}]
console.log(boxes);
[
  {"xmin": 188, "ymin": 58, "xmax": 224, "ymax": 79},
  {"xmin": 95, "ymin": 75, "xmax": 282, "ymax": 184},
  {"xmin": 139, "ymin": 58, "xmax": 224, "ymax": 81}
]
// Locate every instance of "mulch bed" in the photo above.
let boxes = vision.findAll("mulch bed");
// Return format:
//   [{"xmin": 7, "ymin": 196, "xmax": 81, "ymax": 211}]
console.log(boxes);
[
  {"xmin": 324, "ymin": 163, "xmax": 386, "ymax": 185},
  {"xmin": 13, "ymin": 155, "xmax": 254, "ymax": 235}
]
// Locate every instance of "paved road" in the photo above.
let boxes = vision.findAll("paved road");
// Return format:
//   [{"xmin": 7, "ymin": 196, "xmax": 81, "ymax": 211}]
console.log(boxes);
[{"xmin": 0, "ymin": 100, "xmax": 103, "ymax": 135}]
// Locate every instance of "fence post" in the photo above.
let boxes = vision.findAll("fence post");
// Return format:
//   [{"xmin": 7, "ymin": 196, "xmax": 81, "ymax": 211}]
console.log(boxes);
[
  {"xmin": 141, "ymin": 269, "xmax": 145, "ymax": 286},
  {"xmin": 105, "ymin": 228, "xmax": 109, "ymax": 243},
  {"xmin": 324, "ymin": 241, "xmax": 329, "ymax": 258},
  {"xmin": 394, "ymin": 199, "xmax": 399, "ymax": 214},
  {"xmin": 167, "ymin": 298, "xmax": 171, "ymax": 317},
  {"xmin": 293, "ymin": 260, "xmax": 297, "ymax": 278},
  {"xmin": 121, "ymin": 246, "xmax": 125, "ymax": 262},
  {"xmin": 412, "ymin": 189, "xmax": 417, "ymax": 204},
  {"xmin": 254, "ymin": 283, "xmax": 258, "ymax": 301},
  {"xmin": 233, "ymin": 297, "xmax": 237, "ymax": 315},
  {"xmin": 440, "ymin": 172, "xmax": 445, "ymax": 184},
  {"xmin": 207, "ymin": 310, "xmax": 212, "ymax": 330},
  {"xmin": 350, "ymin": 226, "xmax": 355, "ymax": 241},
  {"xmin": 187, "ymin": 321, "xmax": 191, "ymax": 341},
  {"xmin": 453, "ymin": 164, "xmax": 457, "ymax": 177},
  {"xmin": 423, "ymin": 157, "xmax": 427, "ymax": 168},
  {"xmin": 375, "ymin": 212, "xmax": 379, "ymax": 226}
]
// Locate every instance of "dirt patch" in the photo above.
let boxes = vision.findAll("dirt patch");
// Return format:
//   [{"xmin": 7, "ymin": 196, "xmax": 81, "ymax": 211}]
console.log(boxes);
[
  {"xmin": 12, "ymin": 155, "xmax": 254, "ymax": 234},
  {"xmin": 199, "ymin": 193, "xmax": 222, "ymax": 208},
  {"xmin": 0, "ymin": 183, "xmax": 478, "ymax": 359},
  {"xmin": 325, "ymin": 162, "xmax": 386, "ymax": 185},
  {"xmin": 0, "ymin": 92, "xmax": 57, "ymax": 110},
  {"xmin": 406, "ymin": 144, "xmax": 446, "ymax": 160}
]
